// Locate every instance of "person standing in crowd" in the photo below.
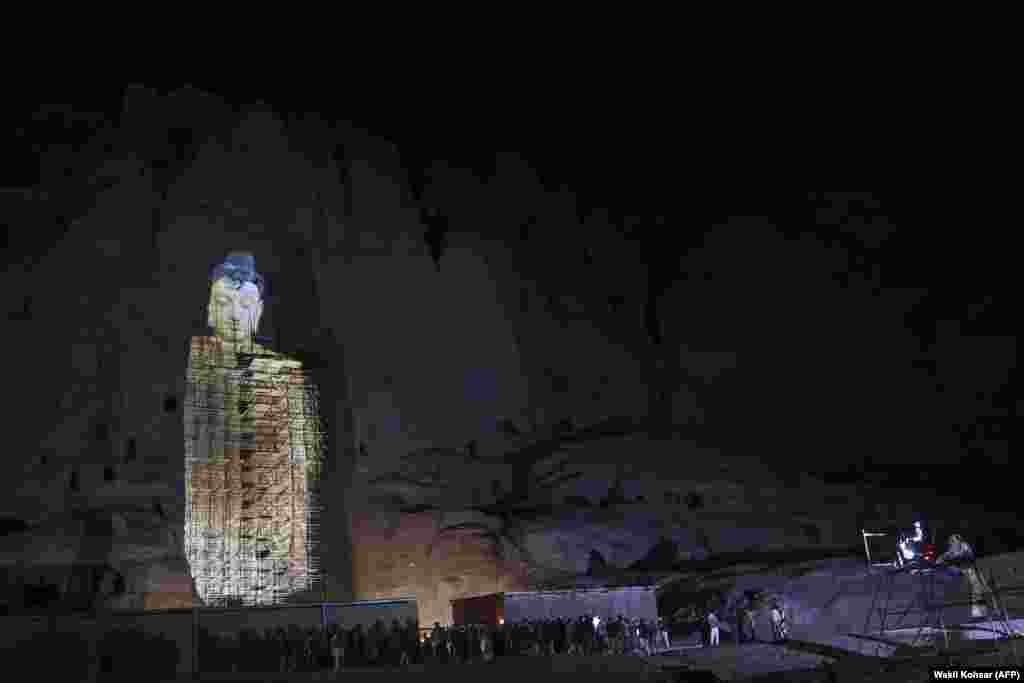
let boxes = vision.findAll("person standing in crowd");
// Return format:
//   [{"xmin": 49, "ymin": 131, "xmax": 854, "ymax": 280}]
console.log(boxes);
[
  {"xmin": 529, "ymin": 620, "xmax": 539, "ymax": 656},
  {"xmin": 319, "ymin": 625, "xmax": 330, "ymax": 672},
  {"xmin": 330, "ymin": 626, "xmax": 342, "ymax": 672},
  {"xmin": 399, "ymin": 624, "xmax": 411, "ymax": 666},
  {"xmin": 467, "ymin": 625, "xmax": 478, "ymax": 663},
  {"xmin": 236, "ymin": 629, "xmax": 249, "ymax": 673},
  {"xmin": 622, "ymin": 617, "xmax": 634, "ymax": 654},
  {"xmin": 352, "ymin": 624, "xmax": 365, "ymax": 667},
  {"xmin": 283, "ymin": 625, "xmax": 296, "ymax": 671},
  {"xmin": 373, "ymin": 619, "xmax": 388, "ymax": 665},
  {"xmin": 388, "ymin": 619, "xmax": 402, "ymax": 666},
  {"xmin": 430, "ymin": 622, "xmax": 442, "ymax": 662},
  {"xmin": 484, "ymin": 624, "xmax": 496, "ymax": 662},
  {"xmin": 501, "ymin": 621, "xmax": 509, "ymax": 657},
  {"xmin": 312, "ymin": 627, "xmax": 323, "ymax": 673},
  {"xmin": 706, "ymin": 611, "xmax": 720, "ymax": 647},
  {"xmin": 420, "ymin": 629, "xmax": 430, "ymax": 663},
  {"xmin": 441, "ymin": 625, "xmax": 451, "ymax": 663},
  {"xmin": 448, "ymin": 626, "xmax": 459, "ymax": 663},
  {"xmin": 365, "ymin": 621, "xmax": 375, "ymax": 666},
  {"xmin": 305, "ymin": 628, "xmax": 317, "ymax": 671},
  {"xmin": 303, "ymin": 628, "xmax": 313, "ymax": 673},
  {"xmin": 273, "ymin": 627, "xmax": 286, "ymax": 672},
  {"xmin": 404, "ymin": 618, "xmax": 418, "ymax": 665},
  {"xmin": 656, "ymin": 617, "xmax": 671, "ymax": 652},
  {"xmin": 496, "ymin": 622, "xmax": 507, "ymax": 658},
  {"xmin": 639, "ymin": 618, "xmax": 653, "ymax": 655},
  {"xmin": 229, "ymin": 633, "xmax": 241, "ymax": 673},
  {"xmin": 263, "ymin": 628, "xmax": 274, "ymax": 672},
  {"xmin": 742, "ymin": 606, "xmax": 757, "ymax": 643},
  {"xmin": 289, "ymin": 628, "xmax": 300, "ymax": 671},
  {"xmin": 770, "ymin": 603, "xmax": 788, "ymax": 642},
  {"xmin": 565, "ymin": 616, "xmax": 578, "ymax": 655}
]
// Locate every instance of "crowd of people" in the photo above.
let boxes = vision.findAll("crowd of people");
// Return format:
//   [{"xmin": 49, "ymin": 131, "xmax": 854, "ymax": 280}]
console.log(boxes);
[
  {"xmin": 196, "ymin": 614, "xmax": 676, "ymax": 672},
  {"xmin": 696, "ymin": 602, "xmax": 789, "ymax": 648},
  {"xmin": 198, "ymin": 618, "xmax": 418, "ymax": 673},
  {"xmin": 423, "ymin": 615, "xmax": 675, "ymax": 659}
]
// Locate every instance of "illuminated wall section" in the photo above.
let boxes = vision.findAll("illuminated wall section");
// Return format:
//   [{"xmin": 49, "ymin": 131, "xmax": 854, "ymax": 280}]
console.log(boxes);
[{"xmin": 184, "ymin": 252, "xmax": 325, "ymax": 606}]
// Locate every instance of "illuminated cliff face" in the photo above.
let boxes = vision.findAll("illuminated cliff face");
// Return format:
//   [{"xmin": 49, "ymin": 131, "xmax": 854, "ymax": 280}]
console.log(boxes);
[
  {"xmin": 184, "ymin": 254, "xmax": 325, "ymax": 606},
  {"xmin": 349, "ymin": 508, "xmax": 530, "ymax": 627}
]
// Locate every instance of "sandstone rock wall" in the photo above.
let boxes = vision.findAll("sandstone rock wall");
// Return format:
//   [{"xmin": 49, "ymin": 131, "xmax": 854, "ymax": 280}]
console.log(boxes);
[
  {"xmin": 2, "ymin": 86, "xmax": 1015, "ymax": 619},
  {"xmin": 349, "ymin": 506, "xmax": 530, "ymax": 627},
  {"xmin": 660, "ymin": 556, "xmax": 972, "ymax": 654}
]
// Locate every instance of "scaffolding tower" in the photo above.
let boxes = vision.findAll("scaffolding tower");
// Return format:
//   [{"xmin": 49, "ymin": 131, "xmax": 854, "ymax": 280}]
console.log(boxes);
[
  {"xmin": 184, "ymin": 334, "xmax": 326, "ymax": 608},
  {"xmin": 856, "ymin": 528, "xmax": 1021, "ymax": 666},
  {"xmin": 860, "ymin": 564, "xmax": 951, "ymax": 655}
]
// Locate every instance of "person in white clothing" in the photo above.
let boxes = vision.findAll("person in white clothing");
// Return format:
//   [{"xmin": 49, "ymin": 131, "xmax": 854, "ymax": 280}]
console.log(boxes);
[
  {"xmin": 706, "ymin": 611, "xmax": 720, "ymax": 647},
  {"xmin": 770, "ymin": 604, "xmax": 788, "ymax": 642},
  {"xmin": 897, "ymin": 520, "xmax": 927, "ymax": 566}
]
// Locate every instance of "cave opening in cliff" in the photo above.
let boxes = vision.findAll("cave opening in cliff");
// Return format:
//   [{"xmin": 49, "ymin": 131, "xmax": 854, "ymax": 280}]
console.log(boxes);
[{"xmin": 183, "ymin": 252, "xmax": 326, "ymax": 607}]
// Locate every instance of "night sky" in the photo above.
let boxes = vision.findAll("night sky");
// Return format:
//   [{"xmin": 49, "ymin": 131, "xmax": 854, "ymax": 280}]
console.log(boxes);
[{"xmin": 2, "ymin": 82, "xmax": 1017, "ymax": 510}]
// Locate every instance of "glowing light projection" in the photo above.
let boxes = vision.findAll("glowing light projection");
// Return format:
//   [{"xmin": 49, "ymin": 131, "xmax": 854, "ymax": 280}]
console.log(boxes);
[{"xmin": 184, "ymin": 252, "xmax": 325, "ymax": 606}]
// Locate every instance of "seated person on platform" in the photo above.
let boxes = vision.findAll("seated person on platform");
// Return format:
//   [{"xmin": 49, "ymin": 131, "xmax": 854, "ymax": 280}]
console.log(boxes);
[{"xmin": 898, "ymin": 520, "xmax": 926, "ymax": 563}]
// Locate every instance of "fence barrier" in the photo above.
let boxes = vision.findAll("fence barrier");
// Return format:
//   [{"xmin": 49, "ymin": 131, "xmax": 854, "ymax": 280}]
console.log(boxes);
[{"xmin": 1, "ymin": 598, "xmax": 416, "ymax": 679}]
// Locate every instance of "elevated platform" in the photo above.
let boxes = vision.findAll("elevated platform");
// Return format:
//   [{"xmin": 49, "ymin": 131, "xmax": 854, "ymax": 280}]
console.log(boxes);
[{"xmin": 879, "ymin": 616, "xmax": 1024, "ymax": 641}]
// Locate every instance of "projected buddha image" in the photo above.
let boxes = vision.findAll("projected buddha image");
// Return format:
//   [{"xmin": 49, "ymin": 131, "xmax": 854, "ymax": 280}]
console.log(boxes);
[
  {"xmin": 207, "ymin": 278, "xmax": 263, "ymax": 347},
  {"xmin": 184, "ymin": 252, "xmax": 324, "ymax": 606}
]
